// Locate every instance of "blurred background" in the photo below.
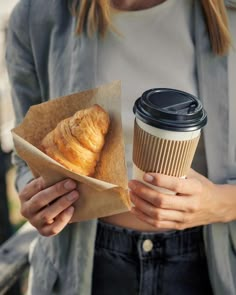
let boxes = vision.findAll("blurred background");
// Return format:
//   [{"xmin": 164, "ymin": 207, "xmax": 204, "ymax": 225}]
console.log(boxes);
[
  {"xmin": 0, "ymin": 1, "xmax": 27, "ymax": 294},
  {"xmin": 0, "ymin": 0, "xmax": 24, "ymax": 235}
]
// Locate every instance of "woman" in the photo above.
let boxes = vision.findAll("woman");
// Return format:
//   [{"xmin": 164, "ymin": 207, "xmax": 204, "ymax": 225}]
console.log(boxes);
[{"xmin": 6, "ymin": 0, "xmax": 236, "ymax": 294}]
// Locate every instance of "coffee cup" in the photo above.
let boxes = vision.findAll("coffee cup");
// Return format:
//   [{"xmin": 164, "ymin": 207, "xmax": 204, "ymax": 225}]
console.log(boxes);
[{"xmin": 132, "ymin": 88, "xmax": 207, "ymax": 194}]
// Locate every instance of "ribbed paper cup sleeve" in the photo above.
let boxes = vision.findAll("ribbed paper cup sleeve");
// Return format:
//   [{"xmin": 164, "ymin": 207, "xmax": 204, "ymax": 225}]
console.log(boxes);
[{"xmin": 132, "ymin": 120, "xmax": 200, "ymax": 177}]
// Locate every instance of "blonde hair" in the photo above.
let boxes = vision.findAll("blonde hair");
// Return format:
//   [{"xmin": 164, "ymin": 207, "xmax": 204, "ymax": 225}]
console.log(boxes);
[
  {"xmin": 69, "ymin": 0, "xmax": 231, "ymax": 56},
  {"xmin": 201, "ymin": 0, "xmax": 231, "ymax": 55}
]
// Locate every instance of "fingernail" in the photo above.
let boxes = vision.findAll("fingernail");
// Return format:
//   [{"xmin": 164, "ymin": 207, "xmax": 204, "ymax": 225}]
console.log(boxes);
[
  {"xmin": 128, "ymin": 181, "xmax": 136, "ymax": 191},
  {"xmin": 66, "ymin": 206, "xmax": 74, "ymax": 215},
  {"xmin": 67, "ymin": 191, "xmax": 79, "ymax": 201},
  {"xmin": 64, "ymin": 180, "xmax": 76, "ymax": 190},
  {"xmin": 144, "ymin": 174, "xmax": 154, "ymax": 182}
]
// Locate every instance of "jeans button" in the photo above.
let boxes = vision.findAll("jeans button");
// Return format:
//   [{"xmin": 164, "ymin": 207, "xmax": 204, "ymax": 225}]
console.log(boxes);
[{"xmin": 142, "ymin": 239, "xmax": 153, "ymax": 252}]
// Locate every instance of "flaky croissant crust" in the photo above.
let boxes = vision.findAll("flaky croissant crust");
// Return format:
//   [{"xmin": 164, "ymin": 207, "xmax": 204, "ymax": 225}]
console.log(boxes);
[{"xmin": 41, "ymin": 104, "xmax": 110, "ymax": 176}]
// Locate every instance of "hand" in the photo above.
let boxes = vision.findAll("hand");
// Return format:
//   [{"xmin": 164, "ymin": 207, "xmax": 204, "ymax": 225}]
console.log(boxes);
[
  {"xmin": 19, "ymin": 177, "xmax": 79, "ymax": 236},
  {"xmin": 128, "ymin": 169, "xmax": 226, "ymax": 230}
]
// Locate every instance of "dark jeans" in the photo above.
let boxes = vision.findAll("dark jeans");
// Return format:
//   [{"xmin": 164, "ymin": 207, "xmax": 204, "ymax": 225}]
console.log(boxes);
[{"xmin": 92, "ymin": 221, "xmax": 213, "ymax": 295}]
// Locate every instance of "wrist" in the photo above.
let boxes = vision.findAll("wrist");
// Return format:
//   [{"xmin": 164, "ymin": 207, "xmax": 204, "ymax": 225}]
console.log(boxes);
[{"xmin": 214, "ymin": 184, "xmax": 236, "ymax": 223}]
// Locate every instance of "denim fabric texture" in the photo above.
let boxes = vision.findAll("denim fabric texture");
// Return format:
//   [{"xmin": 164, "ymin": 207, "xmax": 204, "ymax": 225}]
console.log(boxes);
[{"xmin": 92, "ymin": 221, "xmax": 213, "ymax": 295}]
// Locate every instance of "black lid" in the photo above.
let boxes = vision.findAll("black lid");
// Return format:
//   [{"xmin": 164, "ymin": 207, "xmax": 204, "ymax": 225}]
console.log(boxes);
[{"xmin": 133, "ymin": 88, "xmax": 207, "ymax": 132}]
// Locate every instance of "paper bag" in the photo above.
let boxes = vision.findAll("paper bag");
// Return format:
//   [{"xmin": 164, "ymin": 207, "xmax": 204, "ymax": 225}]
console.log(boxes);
[{"xmin": 12, "ymin": 81, "xmax": 131, "ymax": 222}]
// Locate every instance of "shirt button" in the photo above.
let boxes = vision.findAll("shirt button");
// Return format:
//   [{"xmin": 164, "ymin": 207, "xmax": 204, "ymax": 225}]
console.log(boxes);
[{"xmin": 142, "ymin": 239, "xmax": 153, "ymax": 252}]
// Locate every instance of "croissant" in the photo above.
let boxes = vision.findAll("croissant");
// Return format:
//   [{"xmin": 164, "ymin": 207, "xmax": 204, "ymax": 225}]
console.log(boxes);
[{"xmin": 41, "ymin": 104, "xmax": 110, "ymax": 176}]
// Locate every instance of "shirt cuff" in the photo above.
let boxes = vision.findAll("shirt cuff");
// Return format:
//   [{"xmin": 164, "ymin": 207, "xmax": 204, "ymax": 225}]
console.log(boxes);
[{"xmin": 16, "ymin": 169, "xmax": 34, "ymax": 193}]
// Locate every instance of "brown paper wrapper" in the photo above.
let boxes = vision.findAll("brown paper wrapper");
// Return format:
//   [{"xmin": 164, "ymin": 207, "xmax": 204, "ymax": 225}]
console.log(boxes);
[
  {"xmin": 133, "ymin": 120, "xmax": 200, "ymax": 177},
  {"xmin": 12, "ymin": 81, "xmax": 131, "ymax": 222}
]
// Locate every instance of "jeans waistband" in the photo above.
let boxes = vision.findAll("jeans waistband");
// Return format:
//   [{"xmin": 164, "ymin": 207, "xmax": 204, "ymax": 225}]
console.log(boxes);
[{"xmin": 95, "ymin": 220, "xmax": 205, "ymax": 259}]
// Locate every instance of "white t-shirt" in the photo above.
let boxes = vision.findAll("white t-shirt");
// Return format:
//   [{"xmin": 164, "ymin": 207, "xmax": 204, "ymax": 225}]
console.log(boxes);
[{"xmin": 96, "ymin": 0, "xmax": 198, "ymax": 178}]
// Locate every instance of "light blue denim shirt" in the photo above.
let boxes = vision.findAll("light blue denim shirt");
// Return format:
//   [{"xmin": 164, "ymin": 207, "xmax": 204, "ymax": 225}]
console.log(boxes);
[{"xmin": 6, "ymin": 1, "xmax": 236, "ymax": 294}]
